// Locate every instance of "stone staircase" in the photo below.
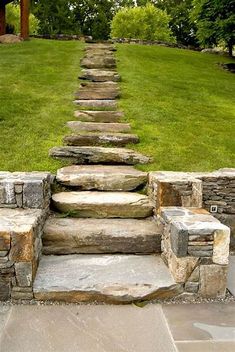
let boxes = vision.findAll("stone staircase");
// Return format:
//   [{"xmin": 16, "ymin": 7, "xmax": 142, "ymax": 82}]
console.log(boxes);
[{"xmin": 33, "ymin": 43, "xmax": 182, "ymax": 303}]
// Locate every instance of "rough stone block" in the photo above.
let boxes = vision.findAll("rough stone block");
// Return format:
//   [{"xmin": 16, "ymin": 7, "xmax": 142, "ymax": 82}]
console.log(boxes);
[
  {"xmin": 213, "ymin": 228, "xmax": 230, "ymax": 265},
  {"xmin": 15, "ymin": 262, "xmax": 33, "ymax": 287},
  {"xmin": 199, "ymin": 264, "xmax": 228, "ymax": 298}
]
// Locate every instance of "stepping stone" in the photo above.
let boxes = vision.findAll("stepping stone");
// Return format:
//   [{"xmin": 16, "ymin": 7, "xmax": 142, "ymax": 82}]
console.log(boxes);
[
  {"xmin": 56, "ymin": 165, "xmax": 146, "ymax": 190},
  {"xmin": 81, "ymin": 57, "xmax": 116, "ymax": 69},
  {"xmin": 74, "ymin": 99, "xmax": 117, "ymax": 109},
  {"xmin": 74, "ymin": 110, "xmax": 123, "ymax": 123},
  {"xmin": 63, "ymin": 133, "xmax": 139, "ymax": 147},
  {"xmin": 67, "ymin": 121, "xmax": 131, "ymax": 133},
  {"xmin": 42, "ymin": 217, "xmax": 161, "ymax": 255},
  {"xmin": 79, "ymin": 69, "xmax": 120, "ymax": 82},
  {"xmin": 52, "ymin": 191, "xmax": 153, "ymax": 218},
  {"xmin": 49, "ymin": 146, "xmax": 150, "ymax": 165},
  {"xmin": 75, "ymin": 88, "xmax": 120, "ymax": 100},
  {"xmin": 33, "ymin": 254, "xmax": 181, "ymax": 303}
]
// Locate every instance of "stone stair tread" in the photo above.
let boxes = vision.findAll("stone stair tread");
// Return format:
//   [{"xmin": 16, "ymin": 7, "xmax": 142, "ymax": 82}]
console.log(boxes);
[
  {"xmin": 85, "ymin": 44, "xmax": 117, "ymax": 51},
  {"xmin": 67, "ymin": 121, "xmax": 131, "ymax": 133},
  {"xmin": 49, "ymin": 146, "xmax": 150, "ymax": 165},
  {"xmin": 42, "ymin": 217, "xmax": 161, "ymax": 255},
  {"xmin": 52, "ymin": 191, "xmax": 153, "ymax": 218},
  {"xmin": 56, "ymin": 165, "xmax": 146, "ymax": 190},
  {"xmin": 63, "ymin": 133, "xmax": 139, "ymax": 147},
  {"xmin": 80, "ymin": 81, "xmax": 119, "ymax": 89},
  {"xmin": 33, "ymin": 254, "xmax": 181, "ymax": 303},
  {"xmin": 74, "ymin": 99, "xmax": 117, "ymax": 109},
  {"xmin": 81, "ymin": 58, "xmax": 116, "ymax": 70},
  {"xmin": 79, "ymin": 69, "xmax": 120, "ymax": 82},
  {"xmin": 74, "ymin": 110, "xmax": 123, "ymax": 123}
]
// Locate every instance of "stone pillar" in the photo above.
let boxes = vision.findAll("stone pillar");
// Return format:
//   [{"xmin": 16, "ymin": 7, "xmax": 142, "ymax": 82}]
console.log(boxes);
[
  {"xmin": 20, "ymin": 0, "xmax": 29, "ymax": 40},
  {"xmin": 0, "ymin": 4, "xmax": 6, "ymax": 36}
]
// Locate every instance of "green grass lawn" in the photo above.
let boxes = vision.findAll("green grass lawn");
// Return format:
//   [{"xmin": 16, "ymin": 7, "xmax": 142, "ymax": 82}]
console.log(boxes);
[
  {"xmin": 0, "ymin": 39, "xmax": 83, "ymax": 172},
  {"xmin": 116, "ymin": 44, "xmax": 235, "ymax": 171},
  {"xmin": 0, "ymin": 40, "xmax": 234, "ymax": 173}
]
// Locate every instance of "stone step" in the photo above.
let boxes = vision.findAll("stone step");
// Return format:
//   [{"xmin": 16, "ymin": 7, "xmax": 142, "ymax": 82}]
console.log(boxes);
[
  {"xmin": 42, "ymin": 217, "xmax": 161, "ymax": 255},
  {"xmin": 52, "ymin": 191, "xmax": 153, "ymax": 218},
  {"xmin": 33, "ymin": 254, "xmax": 181, "ymax": 303},
  {"xmin": 74, "ymin": 110, "xmax": 123, "ymax": 123},
  {"xmin": 81, "ymin": 57, "xmax": 116, "ymax": 70},
  {"xmin": 56, "ymin": 165, "xmax": 146, "ymax": 190},
  {"xmin": 63, "ymin": 133, "xmax": 139, "ymax": 147},
  {"xmin": 85, "ymin": 44, "xmax": 117, "ymax": 51},
  {"xmin": 49, "ymin": 146, "xmax": 150, "ymax": 165},
  {"xmin": 67, "ymin": 121, "xmax": 131, "ymax": 133},
  {"xmin": 80, "ymin": 81, "xmax": 119, "ymax": 89},
  {"xmin": 75, "ymin": 88, "xmax": 120, "ymax": 100},
  {"xmin": 79, "ymin": 69, "xmax": 120, "ymax": 82},
  {"xmin": 74, "ymin": 99, "xmax": 117, "ymax": 109}
]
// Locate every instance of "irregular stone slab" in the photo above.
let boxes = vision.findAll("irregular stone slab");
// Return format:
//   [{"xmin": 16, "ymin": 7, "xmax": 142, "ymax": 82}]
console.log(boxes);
[
  {"xmin": 75, "ymin": 88, "xmax": 120, "ymax": 100},
  {"xmin": 79, "ymin": 69, "xmax": 120, "ymax": 82},
  {"xmin": 81, "ymin": 57, "xmax": 116, "ymax": 69},
  {"xmin": 67, "ymin": 121, "xmax": 131, "ymax": 133},
  {"xmin": 74, "ymin": 99, "xmax": 117, "ymax": 109},
  {"xmin": 56, "ymin": 165, "xmax": 146, "ymax": 190},
  {"xmin": 74, "ymin": 110, "xmax": 123, "ymax": 123},
  {"xmin": 0, "ymin": 34, "xmax": 22, "ymax": 44},
  {"xmin": 80, "ymin": 81, "xmax": 119, "ymax": 89},
  {"xmin": 49, "ymin": 146, "xmax": 150, "ymax": 165},
  {"xmin": 0, "ymin": 305, "xmax": 177, "ymax": 352},
  {"xmin": 33, "ymin": 254, "xmax": 181, "ymax": 303},
  {"xmin": 63, "ymin": 133, "xmax": 139, "ymax": 147},
  {"xmin": 85, "ymin": 44, "xmax": 117, "ymax": 51},
  {"xmin": 42, "ymin": 217, "xmax": 161, "ymax": 254},
  {"xmin": 52, "ymin": 191, "xmax": 153, "ymax": 218}
]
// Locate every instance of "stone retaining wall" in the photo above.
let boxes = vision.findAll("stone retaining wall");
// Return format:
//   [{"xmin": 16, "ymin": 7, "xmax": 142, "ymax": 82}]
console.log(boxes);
[{"xmin": 113, "ymin": 38, "xmax": 200, "ymax": 51}]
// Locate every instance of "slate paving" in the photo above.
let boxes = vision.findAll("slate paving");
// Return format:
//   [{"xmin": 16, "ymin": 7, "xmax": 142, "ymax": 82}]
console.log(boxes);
[{"xmin": 1, "ymin": 303, "xmax": 235, "ymax": 352}]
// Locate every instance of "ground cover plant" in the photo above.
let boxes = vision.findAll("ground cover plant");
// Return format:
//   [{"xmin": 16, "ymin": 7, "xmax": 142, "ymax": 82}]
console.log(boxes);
[
  {"xmin": 0, "ymin": 39, "xmax": 83, "ymax": 172},
  {"xmin": 116, "ymin": 44, "xmax": 235, "ymax": 171}
]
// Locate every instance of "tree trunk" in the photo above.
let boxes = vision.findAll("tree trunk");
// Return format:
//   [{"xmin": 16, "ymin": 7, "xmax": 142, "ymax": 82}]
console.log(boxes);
[
  {"xmin": 20, "ymin": 0, "xmax": 29, "ymax": 40},
  {"xmin": 228, "ymin": 42, "xmax": 233, "ymax": 57},
  {"xmin": 0, "ymin": 4, "xmax": 6, "ymax": 36}
]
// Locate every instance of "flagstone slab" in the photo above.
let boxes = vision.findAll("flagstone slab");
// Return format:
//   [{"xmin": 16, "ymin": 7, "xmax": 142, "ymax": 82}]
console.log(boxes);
[
  {"xmin": 52, "ymin": 191, "xmax": 153, "ymax": 218},
  {"xmin": 74, "ymin": 110, "xmax": 123, "ymax": 123},
  {"xmin": 75, "ymin": 88, "xmax": 120, "ymax": 100},
  {"xmin": 56, "ymin": 165, "xmax": 146, "ymax": 190},
  {"xmin": 74, "ymin": 99, "xmax": 117, "ymax": 109},
  {"xmin": 63, "ymin": 132, "xmax": 139, "ymax": 147},
  {"xmin": 67, "ymin": 121, "xmax": 131, "ymax": 133},
  {"xmin": 33, "ymin": 254, "xmax": 181, "ymax": 303},
  {"xmin": 42, "ymin": 217, "xmax": 161, "ymax": 254},
  {"xmin": 79, "ymin": 69, "xmax": 120, "ymax": 82},
  {"xmin": 49, "ymin": 146, "xmax": 150, "ymax": 165}
]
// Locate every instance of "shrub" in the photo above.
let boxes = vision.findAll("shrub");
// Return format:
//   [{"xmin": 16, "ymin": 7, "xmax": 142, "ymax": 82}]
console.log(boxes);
[
  {"xmin": 111, "ymin": 3, "xmax": 176, "ymax": 42},
  {"xmin": 6, "ymin": 3, "xmax": 39, "ymax": 35}
]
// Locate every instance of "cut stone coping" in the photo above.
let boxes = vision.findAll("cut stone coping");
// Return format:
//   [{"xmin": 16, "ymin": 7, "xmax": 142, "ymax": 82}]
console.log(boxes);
[
  {"xmin": 79, "ymin": 69, "xmax": 121, "ymax": 82},
  {"xmin": 74, "ymin": 110, "xmax": 123, "ymax": 123},
  {"xmin": 63, "ymin": 132, "xmax": 139, "ymax": 147},
  {"xmin": 0, "ymin": 208, "xmax": 43, "ymax": 233},
  {"xmin": 49, "ymin": 146, "xmax": 151, "ymax": 165},
  {"xmin": 52, "ymin": 191, "xmax": 153, "ymax": 218},
  {"xmin": 56, "ymin": 165, "xmax": 146, "ymax": 190},
  {"xmin": 74, "ymin": 99, "xmax": 117, "ymax": 109},
  {"xmin": 42, "ymin": 217, "xmax": 161, "ymax": 255},
  {"xmin": 33, "ymin": 254, "xmax": 181, "ymax": 303},
  {"xmin": 67, "ymin": 121, "xmax": 131, "ymax": 133}
]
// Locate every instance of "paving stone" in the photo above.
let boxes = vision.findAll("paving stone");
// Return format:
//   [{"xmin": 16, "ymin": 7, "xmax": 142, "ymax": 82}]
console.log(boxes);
[
  {"xmin": 33, "ymin": 254, "xmax": 181, "ymax": 303},
  {"xmin": 52, "ymin": 191, "xmax": 153, "ymax": 218},
  {"xmin": 63, "ymin": 132, "xmax": 139, "ymax": 147},
  {"xmin": 75, "ymin": 88, "xmax": 120, "ymax": 100},
  {"xmin": 74, "ymin": 99, "xmax": 117, "ymax": 109},
  {"xmin": 0, "ymin": 305, "xmax": 12, "ymax": 339},
  {"xmin": 67, "ymin": 121, "xmax": 131, "ymax": 133},
  {"xmin": 79, "ymin": 68, "xmax": 120, "ymax": 82},
  {"xmin": 49, "ymin": 146, "xmax": 150, "ymax": 165},
  {"xmin": 176, "ymin": 341, "xmax": 235, "ymax": 352},
  {"xmin": 163, "ymin": 302, "xmax": 235, "ymax": 342},
  {"xmin": 56, "ymin": 165, "xmax": 146, "ymax": 190},
  {"xmin": 74, "ymin": 110, "xmax": 123, "ymax": 123},
  {"xmin": 0, "ymin": 305, "xmax": 177, "ymax": 352},
  {"xmin": 42, "ymin": 217, "xmax": 161, "ymax": 254}
]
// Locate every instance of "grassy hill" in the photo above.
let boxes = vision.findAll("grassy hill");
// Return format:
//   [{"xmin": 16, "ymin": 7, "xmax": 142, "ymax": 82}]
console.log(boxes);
[
  {"xmin": 0, "ymin": 39, "xmax": 234, "ymax": 172},
  {"xmin": 117, "ymin": 44, "xmax": 235, "ymax": 171}
]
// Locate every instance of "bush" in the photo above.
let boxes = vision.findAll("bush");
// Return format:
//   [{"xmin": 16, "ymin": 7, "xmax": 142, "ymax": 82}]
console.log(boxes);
[
  {"xmin": 111, "ymin": 4, "xmax": 176, "ymax": 42},
  {"xmin": 6, "ymin": 3, "xmax": 39, "ymax": 35}
]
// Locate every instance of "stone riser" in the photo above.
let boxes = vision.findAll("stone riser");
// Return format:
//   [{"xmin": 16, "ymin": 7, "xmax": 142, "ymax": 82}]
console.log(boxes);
[{"xmin": 63, "ymin": 133, "xmax": 139, "ymax": 147}]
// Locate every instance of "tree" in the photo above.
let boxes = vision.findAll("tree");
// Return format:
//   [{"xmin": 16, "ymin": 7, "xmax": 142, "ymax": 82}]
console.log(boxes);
[
  {"xmin": 111, "ymin": 3, "xmax": 176, "ymax": 42},
  {"xmin": 6, "ymin": 2, "xmax": 39, "ymax": 35},
  {"xmin": 192, "ymin": 0, "xmax": 235, "ymax": 56}
]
